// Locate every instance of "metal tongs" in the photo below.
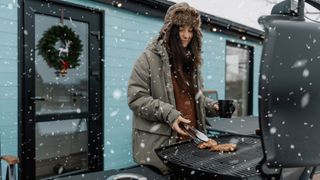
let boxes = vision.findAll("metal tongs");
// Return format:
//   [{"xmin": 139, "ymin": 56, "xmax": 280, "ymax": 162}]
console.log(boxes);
[{"xmin": 183, "ymin": 124, "xmax": 209, "ymax": 144}]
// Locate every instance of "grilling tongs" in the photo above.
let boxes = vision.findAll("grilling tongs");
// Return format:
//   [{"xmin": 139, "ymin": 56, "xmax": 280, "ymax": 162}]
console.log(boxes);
[{"xmin": 183, "ymin": 124, "xmax": 209, "ymax": 143}]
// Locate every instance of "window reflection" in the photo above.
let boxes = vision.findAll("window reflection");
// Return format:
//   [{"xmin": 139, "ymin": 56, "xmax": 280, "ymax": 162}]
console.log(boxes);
[
  {"xmin": 225, "ymin": 43, "xmax": 252, "ymax": 117},
  {"xmin": 35, "ymin": 119, "xmax": 88, "ymax": 178}
]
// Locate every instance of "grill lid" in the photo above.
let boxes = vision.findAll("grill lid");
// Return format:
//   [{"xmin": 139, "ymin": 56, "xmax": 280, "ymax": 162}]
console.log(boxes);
[{"xmin": 259, "ymin": 14, "xmax": 320, "ymax": 168}]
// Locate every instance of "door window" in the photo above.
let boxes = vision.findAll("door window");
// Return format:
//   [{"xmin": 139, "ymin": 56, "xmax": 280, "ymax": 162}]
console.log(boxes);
[
  {"xmin": 35, "ymin": 119, "xmax": 88, "ymax": 178},
  {"xmin": 35, "ymin": 14, "xmax": 89, "ymax": 115}
]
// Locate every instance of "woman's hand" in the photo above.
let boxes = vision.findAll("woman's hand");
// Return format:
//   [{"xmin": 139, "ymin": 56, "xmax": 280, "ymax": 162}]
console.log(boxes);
[
  {"xmin": 171, "ymin": 116, "xmax": 190, "ymax": 136},
  {"xmin": 214, "ymin": 103, "xmax": 219, "ymax": 112}
]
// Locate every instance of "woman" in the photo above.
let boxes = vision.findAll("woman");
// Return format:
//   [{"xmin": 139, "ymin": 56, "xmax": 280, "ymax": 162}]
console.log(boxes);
[{"xmin": 127, "ymin": 2, "xmax": 219, "ymax": 174}]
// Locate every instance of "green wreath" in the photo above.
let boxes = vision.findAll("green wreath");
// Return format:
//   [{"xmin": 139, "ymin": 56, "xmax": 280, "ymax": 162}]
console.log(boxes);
[{"xmin": 37, "ymin": 25, "xmax": 83, "ymax": 75}]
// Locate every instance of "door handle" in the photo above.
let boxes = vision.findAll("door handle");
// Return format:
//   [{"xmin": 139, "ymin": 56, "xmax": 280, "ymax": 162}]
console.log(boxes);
[
  {"xmin": 90, "ymin": 31, "xmax": 101, "ymax": 40},
  {"xmin": 30, "ymin": 97, "xmax": 45, "ymax": 101}
]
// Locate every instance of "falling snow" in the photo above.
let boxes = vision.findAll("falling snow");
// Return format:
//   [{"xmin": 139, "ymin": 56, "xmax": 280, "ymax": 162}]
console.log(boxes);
[
  {"xmin": 110, "ymin": 149, "xmax": 115, "ymax": 154},
  {"xmin": 270, "ymin": 127, "xmax": 277, "ymax": 134},
  {"xmin": 2, "ymin": 0, "xmax": 320, "ymax": 178},
  {"xmin": 302, "ymin": 69, "xmax": 309, "ymax": 77},
  {"xmin": 110, "ymin": 110, "xmax": 118, "ymax": 117},
  {"xmin": 291, "ymin": 59, "xmax": 308, "ymax": 68},
  {"xmin": 301, "ymin": 93, "xmax": 310, "ymax": 108},
  {"xmin": 112, "ymin": 89, "xmax": 122, "ymax": 100},
  {"xmin": 149, "ymin": 124, "xmax": 161, "ymax": 132}
]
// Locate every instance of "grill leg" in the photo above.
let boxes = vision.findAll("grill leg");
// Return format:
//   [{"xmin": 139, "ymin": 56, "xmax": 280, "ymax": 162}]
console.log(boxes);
[
  {"xmin": 281, "ymin": 168, "xmax": 306, "ymax": 180},
  {"xmin": 5, "ymin": 165, "xmax": 15, "ymax": 180},
  {"xmin": 299, "ymin": 167, "xmax": 315, "ymax": 180}
]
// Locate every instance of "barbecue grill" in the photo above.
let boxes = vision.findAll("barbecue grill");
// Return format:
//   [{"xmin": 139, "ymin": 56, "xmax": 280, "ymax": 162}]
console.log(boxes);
[
  {"xmin": 156, "ymin": 0, "xmax": 320, "ymax": 179},
  {"xmin": 156, "ymin": 134, "xmax": 268, "ymax": 180}
]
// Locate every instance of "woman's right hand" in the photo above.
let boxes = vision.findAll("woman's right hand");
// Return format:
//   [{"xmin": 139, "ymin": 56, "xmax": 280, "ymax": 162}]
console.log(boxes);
[{"xmin": 171, "ymin": 116, "xmax": 190, "ymax": 136}]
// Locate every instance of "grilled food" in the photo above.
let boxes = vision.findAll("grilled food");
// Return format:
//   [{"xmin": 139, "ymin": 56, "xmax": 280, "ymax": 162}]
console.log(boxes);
[
  {"xmin": 210, "ymin": 143, "xmax": 237, "ymax": 152},
  {"xmin": 197, "ymin": 138, "xmax": 237, "ymax": 152},
  {"xmin": 197, "ymin": 139, "xmax": 218, "ymax": 149}
]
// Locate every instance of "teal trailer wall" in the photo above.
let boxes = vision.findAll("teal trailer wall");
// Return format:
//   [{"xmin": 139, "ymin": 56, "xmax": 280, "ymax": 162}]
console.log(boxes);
[
  {"xmin": 0, "ymin": 0, "xmax": 262, "ymax": 175},
  {"xmin": 0, "ymin": 0, "xmax": 18, "ymax": 175},
  {"xmin": 0, "ymin": 1, "xmax": 19, "ymax": 147},
  {"xmin": 102, "ymin": 5, "xmax": 163, "ymax": 169}
]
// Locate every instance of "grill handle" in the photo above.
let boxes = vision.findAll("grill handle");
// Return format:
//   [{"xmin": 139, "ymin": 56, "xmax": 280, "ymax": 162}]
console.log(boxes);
[{"xmin": 107, "ymin": 173, "xmax": 147, "ymax": 180}]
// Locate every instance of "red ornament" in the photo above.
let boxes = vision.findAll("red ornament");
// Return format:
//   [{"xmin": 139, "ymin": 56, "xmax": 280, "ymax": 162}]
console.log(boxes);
[
  {"xmin": 59, "ymin": 60, "xmax": 70, "ymax": 77},
  {"xmin": 60, "ymin": 59, "xmax": 70, "ymax": 69}
]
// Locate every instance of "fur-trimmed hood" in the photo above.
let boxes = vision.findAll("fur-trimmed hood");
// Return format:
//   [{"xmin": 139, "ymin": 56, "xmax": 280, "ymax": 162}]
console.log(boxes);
[{"xmin": 158, "ymin": 2, "xmax": 202, "ymax": 52}]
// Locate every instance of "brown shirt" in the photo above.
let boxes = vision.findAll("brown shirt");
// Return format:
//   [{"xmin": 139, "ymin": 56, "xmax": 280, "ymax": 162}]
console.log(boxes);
[{"xmin": 171, "ymin": 74, "xmax": 197, "ymax": 141}]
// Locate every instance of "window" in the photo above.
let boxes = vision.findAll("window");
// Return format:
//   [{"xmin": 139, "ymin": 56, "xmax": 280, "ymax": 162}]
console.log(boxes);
[{"xmin": 225, "ymin": 41, "xmax": 253, "ymax": 117}]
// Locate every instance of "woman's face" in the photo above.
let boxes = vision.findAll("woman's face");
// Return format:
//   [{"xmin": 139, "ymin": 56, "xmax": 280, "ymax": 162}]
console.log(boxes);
[{"xmin": 179, "ymin": 25, "xmax": 193, "ymax": 48}]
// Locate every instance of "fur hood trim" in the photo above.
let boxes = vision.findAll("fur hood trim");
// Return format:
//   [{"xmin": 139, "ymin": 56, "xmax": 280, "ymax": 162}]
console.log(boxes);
[{"xmin": 158, "ymin": 2, "xmax": 202, "ymax": 49}]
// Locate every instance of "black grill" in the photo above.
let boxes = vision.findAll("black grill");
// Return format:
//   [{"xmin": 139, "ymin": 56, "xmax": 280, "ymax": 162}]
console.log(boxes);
[{"xmin": 156, "ymin": 135, "xmax": 263, "ymax": 180}]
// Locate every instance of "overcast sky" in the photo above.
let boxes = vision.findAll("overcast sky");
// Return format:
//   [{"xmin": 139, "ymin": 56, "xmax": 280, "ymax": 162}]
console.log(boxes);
[{"xmin": 169, "ymin": 0, "xmax": 320, "ymax": 31}]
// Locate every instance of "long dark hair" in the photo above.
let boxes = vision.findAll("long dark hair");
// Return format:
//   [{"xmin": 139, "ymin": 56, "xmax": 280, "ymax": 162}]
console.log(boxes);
[{"xmin": 167, "ymin": 25, "xmax": 201, "ymax": 96}]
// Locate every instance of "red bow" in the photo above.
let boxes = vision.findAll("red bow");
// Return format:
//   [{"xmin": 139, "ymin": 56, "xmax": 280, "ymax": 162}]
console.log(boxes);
[{"xmin": 60, "ymin": 60, "xmax": 70, "ymax": 77}]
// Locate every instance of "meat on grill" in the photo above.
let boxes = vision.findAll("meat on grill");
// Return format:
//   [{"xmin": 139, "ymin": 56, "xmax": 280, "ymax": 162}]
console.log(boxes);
[
  {"xmin": 197, "ymin": 138, "xmax": 237, "ymax": 152},
  {"xmin": 197, "ymin": 139, "xmax": 218, "ymax": 149},
  {"xmin": 210, "ymin": 143, "xmax": 237, "ymax": 152}
]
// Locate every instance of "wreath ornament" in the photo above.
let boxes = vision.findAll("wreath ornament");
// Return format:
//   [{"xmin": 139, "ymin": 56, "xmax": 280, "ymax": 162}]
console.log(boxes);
[{"xmin": 37, "ymin": 25, "xmax": 83, "ymax": 77}]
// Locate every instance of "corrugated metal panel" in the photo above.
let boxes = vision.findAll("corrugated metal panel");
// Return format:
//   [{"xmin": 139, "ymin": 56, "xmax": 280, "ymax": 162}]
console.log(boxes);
[
  {"xmin": 104, "ymin": 5, "xmax": 163, "ymax": 170},
  {"xmin": 0, "ymin": 0, "xmax": 18, "ymax": 176},
  {"xmin": 202, "ymin": 32, "xmax": 228, "ymax": 98},
  {"xmin": 0, "ymin": 73, "xmax": 17, "ymax": 87}
]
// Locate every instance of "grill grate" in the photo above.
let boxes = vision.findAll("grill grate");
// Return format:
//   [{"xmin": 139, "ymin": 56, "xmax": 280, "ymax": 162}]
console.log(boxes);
[{"xmin": 156, "ymin": 135, "xmax": 263, "ymax": 179}]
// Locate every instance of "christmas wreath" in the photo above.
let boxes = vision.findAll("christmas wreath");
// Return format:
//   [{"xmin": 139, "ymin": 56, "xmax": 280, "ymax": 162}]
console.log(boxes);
[{"xmin": 37, "ymin": 25, "xmax": 83, "ymax": 76}]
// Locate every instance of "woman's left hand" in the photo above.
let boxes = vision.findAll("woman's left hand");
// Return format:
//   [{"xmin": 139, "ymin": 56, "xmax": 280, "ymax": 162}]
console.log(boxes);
[{"xmin": 214, "ymin": 103, "xmax": 219, "ymax": 112}]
